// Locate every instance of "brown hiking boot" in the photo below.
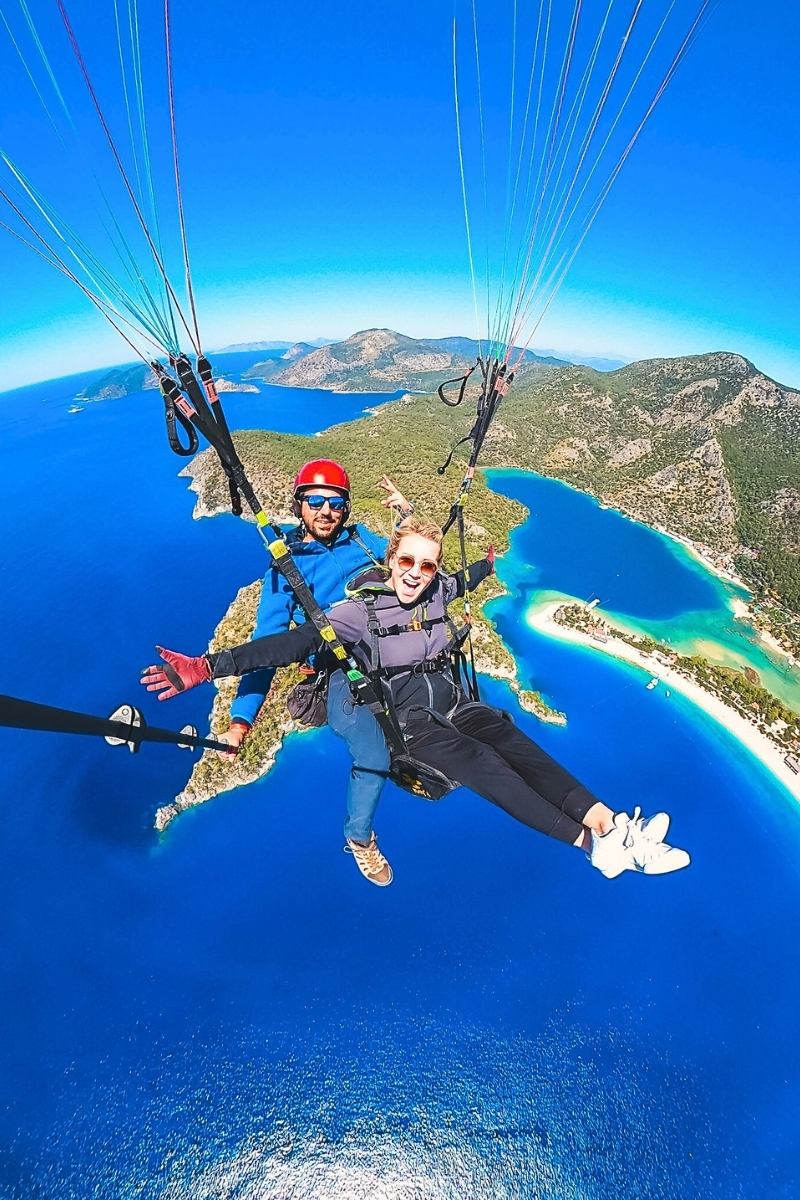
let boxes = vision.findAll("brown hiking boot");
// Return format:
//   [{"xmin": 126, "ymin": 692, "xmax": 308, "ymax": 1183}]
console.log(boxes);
[{"xmin": 345, "ymin": 833, "xmax": 394, "ymax": 887}]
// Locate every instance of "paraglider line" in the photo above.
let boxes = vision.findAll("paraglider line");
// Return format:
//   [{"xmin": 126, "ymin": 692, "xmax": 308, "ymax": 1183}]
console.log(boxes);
[
  {"xmin": 55, "ymin": 0, "xmax": 200, "ymax": 354},
  {"xmin": 164, "ymin": 0, "xmax": 203, "ymax": 354}
]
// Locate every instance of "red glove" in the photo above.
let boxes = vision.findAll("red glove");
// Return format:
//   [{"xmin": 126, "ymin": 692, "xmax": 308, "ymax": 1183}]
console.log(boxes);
[
  {"xmin": 140, "ymin": 645, "xmax": 212, "ymax": 701},
  {"xmin": 486, "ymin": 544, "xmax": 496, "ymax": 572}
]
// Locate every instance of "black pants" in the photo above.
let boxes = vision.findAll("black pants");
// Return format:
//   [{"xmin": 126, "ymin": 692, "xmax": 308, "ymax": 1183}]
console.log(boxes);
[{"xmin": 404, "ymin": 702, "xmax": 600, "ymax": 844}]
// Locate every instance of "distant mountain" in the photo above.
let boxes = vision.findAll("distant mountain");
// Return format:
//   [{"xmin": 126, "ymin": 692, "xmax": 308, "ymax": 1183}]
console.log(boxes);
[
  {"xmin": 536, "ymin": 348, "xmax": 629, "ymax": 371},
  {"xmin": 214, "ymin": 340, "xmax": 296, "ymax": 353},
  {"xmin": 77, "ymin": 363, "xmax": 156, "ymax": 401},
  {"xmin": 425, "ymin": 335, "xmax": 568, "ymax": 368},
  {"xmin": 280, "ymin": 342, "xmax": 315, "ymax": 361},
  {"xmin": 214, "ymin": 337, "xmax": 334, "ymax": 353},
  {"xmin": 75, "ymin": 331, "xmax": 567, "ymax": 402},
  {"xmin": 242, "ymin": 328, "xmax": 569, "ymax": 391}
]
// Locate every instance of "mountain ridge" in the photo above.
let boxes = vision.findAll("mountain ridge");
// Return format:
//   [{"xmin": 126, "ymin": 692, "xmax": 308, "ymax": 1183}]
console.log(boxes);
[
  {"xmin": 242, "ymin": 328, "xmax": 570, "ymax": 391},
  {"xmin": 473, "ymin": 350, "xmax": 799, "ymax": 623}
]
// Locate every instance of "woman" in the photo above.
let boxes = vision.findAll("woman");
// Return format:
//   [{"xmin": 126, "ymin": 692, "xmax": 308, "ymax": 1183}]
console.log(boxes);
[{"xmin": 142, "ymin": 518, "xmax": 690, "ymax": 880}]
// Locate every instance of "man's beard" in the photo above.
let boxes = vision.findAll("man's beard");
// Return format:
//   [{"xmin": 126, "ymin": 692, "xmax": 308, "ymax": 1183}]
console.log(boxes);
[{"xmin": 308, "ymin": 514, "xmax": 343, "ymax": 542}]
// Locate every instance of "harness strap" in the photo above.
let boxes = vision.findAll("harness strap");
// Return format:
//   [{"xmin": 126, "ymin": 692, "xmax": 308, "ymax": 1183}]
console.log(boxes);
[
  {"xmin": 377, "ymin": 614, "xmax": 447, "ymax": 637},
  {"xmin": 437, "ymin": 360, "xmax": 477, "ymax": 407},
  {"xmin": 375, "ymin": 653, "xmax": 453, "ymax": 680},
  {"xmin": 455, "ymin": 505, "xmax": 481, "ymax": 702},
  {"xmin": 176, "ymin": 355, "xmax": 243, "ymax": 516},
  {"xmin": 197, "ymin": 354, "xmax": 243, "ymax": 516},
  {"xmin": 436, "ymin": 358, "xmax": 515, "ymax": 702},
  {"xmin": 162, "ymin": 388, "xmax": 199, "ymax": 456},
  {"xmin": 350, "ymin": 528, "xmax": 384, "ymax": 569},
  {"xmin": 364, "ymin": 594, "xmax": 382, "ymax": 675}
]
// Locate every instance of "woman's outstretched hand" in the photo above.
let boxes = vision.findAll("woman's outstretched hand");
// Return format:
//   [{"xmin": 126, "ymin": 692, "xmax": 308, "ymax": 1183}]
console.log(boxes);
[{"xmin": 140, "ymin": 646, "xmax": 212, "ymax": 701}]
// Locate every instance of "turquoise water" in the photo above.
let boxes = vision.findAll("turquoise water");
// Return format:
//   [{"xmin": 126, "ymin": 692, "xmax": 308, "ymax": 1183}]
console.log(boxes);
[
  {"xmin": 488, "ymin": 467, "xmax": 800, "ymax": 712},
  {"xmin": 0, "ymin": 369, "xmax": 798, "ymax": 1197}
]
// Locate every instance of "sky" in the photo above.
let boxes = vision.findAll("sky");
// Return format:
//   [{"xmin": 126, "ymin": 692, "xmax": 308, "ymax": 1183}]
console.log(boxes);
[{"xmin": 0, "ymin": 0, "xmax": 798, "ymax": 391}]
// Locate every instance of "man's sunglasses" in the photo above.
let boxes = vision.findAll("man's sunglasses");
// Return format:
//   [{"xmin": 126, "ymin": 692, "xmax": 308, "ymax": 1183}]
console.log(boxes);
[
  {"xmin": 395, "ymin": 553, "xmax": 438, "ymax": 581},
  {"xmin": 302, "ymin": 493, "xmax": 348, "ymax": 512}
]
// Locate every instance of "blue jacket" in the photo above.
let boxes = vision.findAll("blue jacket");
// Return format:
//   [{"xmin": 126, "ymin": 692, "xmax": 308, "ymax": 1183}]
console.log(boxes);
[{"xmin": 230, "ymin": 523, "xmax": 388, "ymax": 726}]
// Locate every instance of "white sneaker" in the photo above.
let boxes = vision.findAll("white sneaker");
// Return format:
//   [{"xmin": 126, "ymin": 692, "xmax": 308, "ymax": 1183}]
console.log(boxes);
[
  {"xmin": 632, "ymin": 807, "xmax": 670, "ymax": 844},
  {"xmin": 590, "ymin": 809, "xmax": 690, "ymax": 879}
]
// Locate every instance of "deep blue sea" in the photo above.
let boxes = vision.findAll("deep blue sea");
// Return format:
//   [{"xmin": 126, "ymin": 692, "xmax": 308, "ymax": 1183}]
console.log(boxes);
[{"xmin": 1, "ymin": 356, "xmax": 799, "ymax": 1199}]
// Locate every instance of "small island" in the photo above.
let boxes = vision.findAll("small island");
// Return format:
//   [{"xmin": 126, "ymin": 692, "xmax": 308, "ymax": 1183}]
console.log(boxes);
[{"xmin": 212, "ymin": 377, "xmax": 259, "ymax": 394}]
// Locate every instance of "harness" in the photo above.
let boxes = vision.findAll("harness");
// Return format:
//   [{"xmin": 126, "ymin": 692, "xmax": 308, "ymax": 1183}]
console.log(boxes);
[
  {"xmin": 334, "ymin": 581, "xmax": 477, "ymax": 801},
  {"xmin": 362, "ymin": 591, "xmax": 471, "ymax": 693}
]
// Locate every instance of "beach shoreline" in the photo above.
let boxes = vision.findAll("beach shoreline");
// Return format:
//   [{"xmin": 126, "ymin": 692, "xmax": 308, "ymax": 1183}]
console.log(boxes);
[{"xmin": 527, "ymin": 599, "xmax": 800, "ymax": 803}]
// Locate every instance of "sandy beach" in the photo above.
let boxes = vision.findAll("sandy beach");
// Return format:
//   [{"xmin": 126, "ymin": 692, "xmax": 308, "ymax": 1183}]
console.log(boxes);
[{"xmin": 527, "ymin": 600, "xmax": 800, "ymax": 803}]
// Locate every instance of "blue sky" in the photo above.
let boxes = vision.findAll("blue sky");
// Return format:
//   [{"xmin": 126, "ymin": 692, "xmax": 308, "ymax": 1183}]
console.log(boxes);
[{"xmin": 0, "ymin": 0, "xmax": 798, "ymax": 390}]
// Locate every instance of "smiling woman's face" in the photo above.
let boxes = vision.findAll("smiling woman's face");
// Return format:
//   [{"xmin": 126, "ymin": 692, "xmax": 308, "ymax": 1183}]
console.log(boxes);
[{"xmin": 389, "ymin": 533, "xmax": 442, "ymax": 605}]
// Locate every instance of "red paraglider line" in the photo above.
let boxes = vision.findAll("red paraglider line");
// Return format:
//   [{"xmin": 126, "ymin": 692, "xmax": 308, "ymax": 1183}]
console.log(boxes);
[{"xmin": 55, "ymin": 0, "xmax": 199, "ymax": 354}]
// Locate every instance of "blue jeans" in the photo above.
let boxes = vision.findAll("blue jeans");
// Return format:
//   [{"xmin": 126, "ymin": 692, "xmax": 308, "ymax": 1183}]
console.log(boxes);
[{"xmin": 326, "ymin": 670, "xmax": 389, "ymax": 843}]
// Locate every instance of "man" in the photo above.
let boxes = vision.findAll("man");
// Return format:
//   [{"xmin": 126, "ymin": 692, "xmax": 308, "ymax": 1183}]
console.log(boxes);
[{"xmin": 217, "ymin": 458, "xmax": 412, "ymax": 887}]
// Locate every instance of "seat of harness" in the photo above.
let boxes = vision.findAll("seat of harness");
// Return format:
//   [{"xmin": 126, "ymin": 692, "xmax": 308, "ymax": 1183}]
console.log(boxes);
[{"xmin": 377, "ymin": 653, "xmax": 453, "ymax": 679}]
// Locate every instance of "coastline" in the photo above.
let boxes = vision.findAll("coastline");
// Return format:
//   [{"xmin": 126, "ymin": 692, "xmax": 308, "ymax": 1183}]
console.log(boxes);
[
  {"xmin": 608, "ymin": 507, "xmax": 798, "ymax": 671},
  {"xmin": 527, "ymin": 599, "xmax": 800, "ymax": 803},
  {"xmin": 654, "ymin": 522, "xmax": 748, "ymax": 593},
  {"xmin": 489, "ymin": 466, "xmax": 799, "ymax": 676}
]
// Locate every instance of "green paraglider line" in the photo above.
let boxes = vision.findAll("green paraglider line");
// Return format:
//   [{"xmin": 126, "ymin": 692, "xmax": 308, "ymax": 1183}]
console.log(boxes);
[
  {"xmin": 0, "ymin": 203, "xmax": 165, "ymax": 364},
  {"xmin": 55, "ymin": 0, "xmax": 200, "ymax": 355},
  {"xmin": 2, "ymin": 0, "xmax": 181, "ymax": 357}
]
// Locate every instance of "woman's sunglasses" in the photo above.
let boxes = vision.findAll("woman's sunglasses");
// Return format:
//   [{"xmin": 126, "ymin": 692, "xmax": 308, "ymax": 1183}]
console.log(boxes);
[
  {"xmin": 302, "ymin": 493, "xmax": 348, "ymax": 512},
  {"xmin": 395, "ymin": 554, "xmax": 438, "ymax": 581}
]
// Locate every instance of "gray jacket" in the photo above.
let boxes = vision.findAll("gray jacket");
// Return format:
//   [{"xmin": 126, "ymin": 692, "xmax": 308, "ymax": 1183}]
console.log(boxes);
[{"xmin": 212, "ymin": 558, "xmax": 493, "ymax": 720}]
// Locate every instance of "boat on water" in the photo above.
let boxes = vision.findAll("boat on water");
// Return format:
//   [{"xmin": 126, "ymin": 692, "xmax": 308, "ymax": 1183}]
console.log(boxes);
[
  {"xmin": 68, "ymin": 404, "xmax": 84, "ymax": 414},
  {"xmin": 646, "ymin": 677, "xmax": 660, "ymax": 690}
]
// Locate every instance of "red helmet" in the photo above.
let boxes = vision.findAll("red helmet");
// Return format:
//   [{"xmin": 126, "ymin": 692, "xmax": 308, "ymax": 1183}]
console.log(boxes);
[{"xmin": 293, "ymin": 458, "xmax": 350, "ymax": 498}]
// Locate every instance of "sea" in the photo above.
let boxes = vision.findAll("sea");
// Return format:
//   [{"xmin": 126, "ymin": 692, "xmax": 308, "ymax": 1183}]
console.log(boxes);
[{"xmin": 0, "ymin": 352, "xmax": 798, "ymax": 1199}]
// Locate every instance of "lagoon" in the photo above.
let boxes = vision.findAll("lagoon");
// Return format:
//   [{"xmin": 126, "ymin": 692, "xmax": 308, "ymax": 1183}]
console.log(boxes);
[{"xmin": 488, "ymin": 466, "xmax": 800, "ymax": 712}]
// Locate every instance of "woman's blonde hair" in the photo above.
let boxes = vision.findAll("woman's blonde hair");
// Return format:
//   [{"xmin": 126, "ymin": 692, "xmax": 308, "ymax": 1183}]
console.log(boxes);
[{"xmin": 385, "ymin": 516, "xmax": 444, "ymax": 566}]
